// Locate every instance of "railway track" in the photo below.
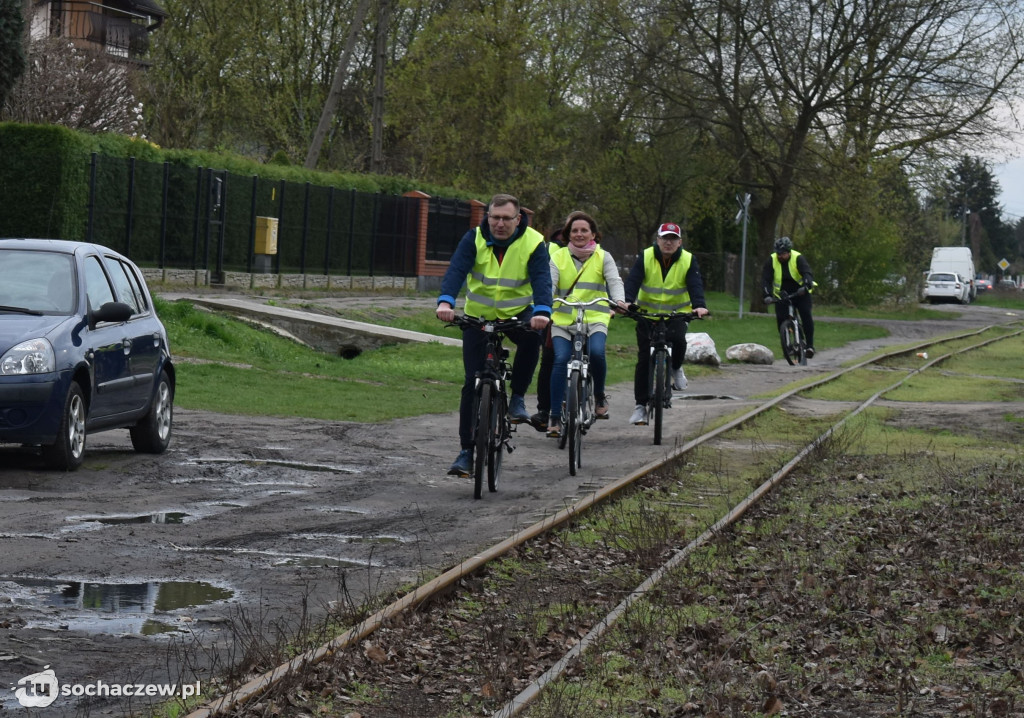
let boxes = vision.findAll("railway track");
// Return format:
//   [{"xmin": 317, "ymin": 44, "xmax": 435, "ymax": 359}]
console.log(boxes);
[{"xmin": 188, "ymin": 322, "xmax": 1024, "ymax": 718}]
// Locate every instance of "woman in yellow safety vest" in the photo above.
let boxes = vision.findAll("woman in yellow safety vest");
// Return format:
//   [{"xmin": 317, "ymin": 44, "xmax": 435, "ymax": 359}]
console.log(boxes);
[{"xmin": 545, "ymin": 211, "xmax": 628, "ymax": 438}]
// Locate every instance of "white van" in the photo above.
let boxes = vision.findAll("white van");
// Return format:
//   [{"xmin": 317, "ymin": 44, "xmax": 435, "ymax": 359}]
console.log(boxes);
[{"xmin": 929, "ymin": 247, "xmax": 976, "ymax": 301}]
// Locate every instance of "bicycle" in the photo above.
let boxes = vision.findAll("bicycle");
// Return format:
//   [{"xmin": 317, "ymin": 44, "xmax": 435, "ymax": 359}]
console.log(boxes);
[
  {"xmin": 626, "ymin": 307, "xmax": 704, "ymax": 446},
  {"xmin": 446, "ymin": 315, "xmax": 528, "ymax": 499},
  {"xmin": 551, "ymin": 296, "xmax": 616, "ymax": 476},
  {"xmin": 765, "ymin": 290, "xmax": 807, "ymax": 366}
]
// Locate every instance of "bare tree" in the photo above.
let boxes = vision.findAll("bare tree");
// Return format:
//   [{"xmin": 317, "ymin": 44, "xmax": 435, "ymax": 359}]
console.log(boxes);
[
  {"xmin": 639, "ymin": 0, "xmax": 1024, "ymax": 308},
  {"xmin": 2, "ymin": 37, "xmax": 143, "ymax": 134}
]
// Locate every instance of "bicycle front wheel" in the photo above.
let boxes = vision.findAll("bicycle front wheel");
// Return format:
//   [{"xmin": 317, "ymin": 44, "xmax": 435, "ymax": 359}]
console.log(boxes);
[
  {"xmin": 487, "ymin": 388, "xmax": 505, "ymax": 493},
  {"xmin": 567, "ymin": 370, "xmax": 581, "ymax": 476},
  {"xmin": 780, "ymin": 320, "xmax": 799, "ymax": 366},
  {"xmin": 473, "ymin": 383, "xmax": 493, "ymax": 499},
  {"xmin": 652, "ymin": 350, "xmax": 666, "ymax": 446}
]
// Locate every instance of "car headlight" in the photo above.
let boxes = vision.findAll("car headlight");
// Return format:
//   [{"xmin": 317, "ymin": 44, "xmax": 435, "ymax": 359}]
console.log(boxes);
[{"xmin": 0, "ymin": 338, "xmax": 56, "ymax": 375}]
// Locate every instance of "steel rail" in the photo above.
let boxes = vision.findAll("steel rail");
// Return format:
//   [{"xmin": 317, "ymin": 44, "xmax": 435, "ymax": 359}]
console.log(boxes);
[
  {"xmin": 494, "ymin": 325, "xmax": 1024, "ymax": 716},
  {"xmin": 184, "ymin": 323, "xmax": 1014, "ymax": 718}
]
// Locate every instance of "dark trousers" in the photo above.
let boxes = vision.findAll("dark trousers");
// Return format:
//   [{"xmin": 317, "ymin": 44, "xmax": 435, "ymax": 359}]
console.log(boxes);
[
  {"xmin": 774, "ymin": 293, "xmax": 814, "ymax": 348},
  {"xmin": 459, "ymin": 324, "xmax": 542, "ymax": 450},
  {"xmin": 633, "ymin": 317, "xmax": 688, "ymax": 405},
  {"xmin": 535, "ymin": 326, "xmax": 554, "ymax": 414}
]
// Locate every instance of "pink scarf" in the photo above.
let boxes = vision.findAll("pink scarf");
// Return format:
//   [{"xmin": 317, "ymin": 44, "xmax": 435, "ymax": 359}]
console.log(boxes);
[{"xmin": 568, "ymin": 240, "xmax": 597, "ymax": 262}]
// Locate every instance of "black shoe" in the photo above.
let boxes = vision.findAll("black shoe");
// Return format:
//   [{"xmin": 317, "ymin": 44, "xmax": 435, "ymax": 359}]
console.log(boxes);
[
  {"xmin": 805, "ymin": 347, "xmax": 815, "ymax": 359},
  {"xmin": 530, "ymin": 411, "xmax": 549, "ymax": 432}
]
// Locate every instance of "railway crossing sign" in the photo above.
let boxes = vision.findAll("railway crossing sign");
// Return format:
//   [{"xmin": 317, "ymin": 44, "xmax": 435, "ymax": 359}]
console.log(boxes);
[{"xmin": 999, "ymin": 258, "xmax": 1010, "ymax": 271}]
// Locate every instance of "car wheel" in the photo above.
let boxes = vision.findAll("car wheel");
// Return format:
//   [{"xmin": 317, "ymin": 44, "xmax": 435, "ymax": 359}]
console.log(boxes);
[
  {"xmin": 41, "ymin": 381, "xmax": 87, "ymax": 471},
  {"xmin": 130, "ymin": 370, "xmax": 173, "ymax": 454}
]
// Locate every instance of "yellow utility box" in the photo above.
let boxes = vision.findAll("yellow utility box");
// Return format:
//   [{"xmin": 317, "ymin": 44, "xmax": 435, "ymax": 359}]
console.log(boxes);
[{"xmin": 254, "ymin": 216, "xmax": 279, "ymax": 254}]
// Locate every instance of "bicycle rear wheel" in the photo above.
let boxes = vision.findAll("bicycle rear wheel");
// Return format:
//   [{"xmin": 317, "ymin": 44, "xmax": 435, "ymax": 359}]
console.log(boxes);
[
  {"xmin": 780, "ymin": 320, "xmax": 799, "ymax": 366},
  {"xmin": 653, "ymin": 351, "xmax": 666, "ymax": 445},
  {"xmin": 487, "ymin": 388, "xmax": 506, "ymax": 493},
  {"xmin": 794, "ymin": 321, "xmax": 807, "ymax": 366},
  {"xmin": 567, "ymin": 370, "xmax": 581, "ymax": 475},
  {"xmin": 473, "ymin": 384, "xmax": 493, "ymax": 499}
]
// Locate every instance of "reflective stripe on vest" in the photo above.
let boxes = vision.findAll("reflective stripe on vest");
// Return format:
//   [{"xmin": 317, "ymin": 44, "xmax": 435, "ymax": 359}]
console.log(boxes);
[
  {"xmin": 771, "ymin": 250, "xmax": 810, "ymax": 297},
  {"xmin": 636, "ymin": 247, "xmax": 692, "ymax": 312},
  {"xmin": 551, "ymin": 246, "xmax": 610, "ymax": 327},
  {"xmin": 463, "ymin": 226, "xmax": 545, "ymax": 319}
]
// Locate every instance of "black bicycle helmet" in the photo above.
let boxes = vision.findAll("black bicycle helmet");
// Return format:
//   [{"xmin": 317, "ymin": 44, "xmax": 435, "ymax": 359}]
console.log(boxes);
[{"xmin": 774, "ymin": 236, "xmax": 793, "ymax": 253}]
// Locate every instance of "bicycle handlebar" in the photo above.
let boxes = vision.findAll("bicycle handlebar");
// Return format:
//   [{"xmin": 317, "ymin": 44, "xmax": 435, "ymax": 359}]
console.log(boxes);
[
  {"xmin": 444, "ymin": 315, "xmax": 532, "ymax": 333},
  {"xmin": 623, "ymin": 305, "xmax": 706, "ymax": 322},
  {"xmin": 552, "ymin": 296, "xmax": 618, "ymax": 309},
  {"xmin": 765, "ymin": 287, "xmax": 808, "ymax": 305}
]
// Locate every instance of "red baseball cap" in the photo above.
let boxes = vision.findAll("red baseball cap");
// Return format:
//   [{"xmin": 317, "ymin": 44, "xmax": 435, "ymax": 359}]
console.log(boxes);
[{"xmin": 657, "ymin": 223, "xmax": 682, "ymax": 238}]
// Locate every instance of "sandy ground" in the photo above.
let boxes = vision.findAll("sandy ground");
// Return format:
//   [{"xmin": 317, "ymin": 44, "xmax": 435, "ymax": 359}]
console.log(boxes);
[{"xmin": 0, "ymin": 298, "xmax": 1016, "ymax": 716}]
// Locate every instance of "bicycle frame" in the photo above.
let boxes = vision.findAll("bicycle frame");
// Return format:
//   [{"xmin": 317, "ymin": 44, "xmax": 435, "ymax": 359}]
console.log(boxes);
[
  {"xmin": 552, "ymin": 297, "xmax": 614, "ymax": 474},
  {"xmin": 627, "ymin": 308, "xmax": 701, "ymax": 446},
  {"xmin": 447, "ymin": 315, "xmax": 526, "ymax": 498},
  {"xmin": 769, "ymin": 292, "xmax": 806, "ymax": 366}
]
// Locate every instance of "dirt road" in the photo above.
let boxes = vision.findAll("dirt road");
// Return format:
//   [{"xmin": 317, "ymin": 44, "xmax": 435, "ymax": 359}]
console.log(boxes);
[{"xmin": 0, "ymin": 298, "xmax": 1013, "ymax": 716}]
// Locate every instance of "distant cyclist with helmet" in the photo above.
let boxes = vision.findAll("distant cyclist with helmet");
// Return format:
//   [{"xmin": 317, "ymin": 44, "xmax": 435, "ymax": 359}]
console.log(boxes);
[{"xmin": 761, "ymin": 236, "xmax": 816, "ymax": 358}]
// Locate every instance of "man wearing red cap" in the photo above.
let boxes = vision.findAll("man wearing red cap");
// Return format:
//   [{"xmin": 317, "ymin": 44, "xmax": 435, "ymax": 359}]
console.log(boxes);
[{"xmin": 622, "ymin": 222, "xmax": 709, "ymax": 425}]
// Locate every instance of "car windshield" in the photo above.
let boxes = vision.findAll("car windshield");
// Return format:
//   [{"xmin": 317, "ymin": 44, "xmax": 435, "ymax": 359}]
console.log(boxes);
[
  {"xmin": 0, "ymin": 249, "xmax": 77, "ymax": 315},
  {"xmin": 929, "ymin": 273, "xmax": 956, "ymax": 282}
]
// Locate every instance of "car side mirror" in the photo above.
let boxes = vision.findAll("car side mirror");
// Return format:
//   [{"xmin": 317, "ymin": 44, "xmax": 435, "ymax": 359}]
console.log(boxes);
[{"xmin": 89, "ymin": 301, "xmax": 133, "ymax": 329}]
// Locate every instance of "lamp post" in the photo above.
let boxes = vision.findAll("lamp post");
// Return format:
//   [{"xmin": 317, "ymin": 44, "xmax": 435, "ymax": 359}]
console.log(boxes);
[
  {"xmin": 961, "ymin": 207, "xmax": 970, "ymax": 246},
  {"xmin": 735, "ymin": 193, "xmax": 751, "ymax": 319}
]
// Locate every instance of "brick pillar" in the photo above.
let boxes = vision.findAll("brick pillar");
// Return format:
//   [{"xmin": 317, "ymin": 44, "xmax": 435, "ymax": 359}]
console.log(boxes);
[{"xmin": 403, "ymin": 190, "xmax": 431, "ymax": 278}]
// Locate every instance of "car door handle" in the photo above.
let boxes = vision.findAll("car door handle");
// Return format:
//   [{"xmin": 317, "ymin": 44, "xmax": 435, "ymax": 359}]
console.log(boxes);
[{"xmin": 122, "ymin": 338, "xmax": 132, "ymax": 355}]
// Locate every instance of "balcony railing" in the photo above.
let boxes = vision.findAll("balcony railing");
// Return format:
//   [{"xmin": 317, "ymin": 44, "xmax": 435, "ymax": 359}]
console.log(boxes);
[{"xmin": 49, "ymin": 4, "xmax": 152, "ymax": 59}]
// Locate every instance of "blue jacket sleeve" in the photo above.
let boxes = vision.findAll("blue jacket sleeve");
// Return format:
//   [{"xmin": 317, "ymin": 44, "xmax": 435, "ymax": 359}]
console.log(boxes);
[
  {"xmin": 686, "ymin": 257, "xmax": 707, "ymax": 309},
  {"xmin": 623, "ymin": 255, "xmax": 646, "ymax": 303},
  {"xmin": 528, "ymin": 241, "xmax": 553, "ymax": 317},
  {"xmin": 437, "ymin": 230, "xmax": 478, "ymax": 307}
]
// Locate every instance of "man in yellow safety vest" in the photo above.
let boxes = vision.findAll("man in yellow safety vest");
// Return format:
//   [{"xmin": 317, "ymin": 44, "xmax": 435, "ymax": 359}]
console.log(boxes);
[{"xmin": 436, "ymin": 194, "xmax": 553, "ymax": 477}]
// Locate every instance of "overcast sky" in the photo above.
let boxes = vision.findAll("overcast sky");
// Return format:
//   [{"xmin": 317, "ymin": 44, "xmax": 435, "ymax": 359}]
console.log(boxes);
[{"xmin": 994, "ymin": 157, "xmax": 1024, "ymax": 223}]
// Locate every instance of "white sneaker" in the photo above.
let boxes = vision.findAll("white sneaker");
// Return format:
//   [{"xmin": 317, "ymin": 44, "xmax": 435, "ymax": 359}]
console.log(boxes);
[
  {"xmin": 673, "ymin": 367, "xmax": 688, "ymax": 391},
  {"xmin": 629, "ymin": 404, "xmax": 648, "ymax": 425}
]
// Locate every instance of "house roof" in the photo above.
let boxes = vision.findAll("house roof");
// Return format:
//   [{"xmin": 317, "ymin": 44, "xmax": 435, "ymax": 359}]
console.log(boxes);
[{"xmin": 126, "ymin": 0, "xmax": 168, "ymax": 17}]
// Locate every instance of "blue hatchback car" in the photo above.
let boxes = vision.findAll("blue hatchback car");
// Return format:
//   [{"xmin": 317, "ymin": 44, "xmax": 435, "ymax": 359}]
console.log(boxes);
[{"xmin": 0, "ymin": 239, "xmax": 175, "ymax": 470}]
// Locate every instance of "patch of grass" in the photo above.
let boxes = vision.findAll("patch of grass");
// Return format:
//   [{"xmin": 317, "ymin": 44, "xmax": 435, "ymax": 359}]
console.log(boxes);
[
  {"xmin": 885, "ymin": 373, "xmax": 1024, "ymax": 403},
  {"xmin": 805, "ymin": 367, "xmax": 908, "ymax": 401},
  {"xmin": 155, "ymin": 294, "xmax": 897, "ymax": 418}
]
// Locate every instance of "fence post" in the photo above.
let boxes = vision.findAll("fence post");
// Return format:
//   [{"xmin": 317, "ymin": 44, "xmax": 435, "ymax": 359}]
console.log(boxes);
[
  {"xmin": 215, "ymin": 172, "xmax": 227, "ymax": 282},
  {"xmin": 191, "ymin": 166, "xmax": 203, "ymax": 271},
  {"xmin": 300, "ymin": 181, "xmax": 310, "ymax": 275},
  {"xmin": 87, "ymin": 153, "xmax": 98, "ymax": 243},
  {"xmin": 125, "ymin": 157, "xmax": 136, "ymax": 256},
  {"xmin": 247, "ymin": 175, "xmax": 258, "ymax": 273},
  {"xmin": 404, "ymin": 190, "xmax": 430, "ymax": 286},
  {"xmin": 159, "ymin": 161, "xmax": 169, "ymax": 269},
  {"xmin": 324, "ymin": 186, "xmax": 334, "ymax": 277},
  {"xmin": 369, "ymin": 192, "xmax": 380, "ymax": 283},
  {"xmin": 346, "ymin": 189, "xmax": 356, "ymax": 285},
  {"xmin": 276, "ymin": 179, "xmax": 286, "ymax": 275}
]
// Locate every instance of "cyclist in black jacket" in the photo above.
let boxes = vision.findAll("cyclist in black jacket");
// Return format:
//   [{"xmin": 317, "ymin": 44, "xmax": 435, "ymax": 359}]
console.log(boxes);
[{"xmin": 761, "ymin": 236, "xmax": 816, "ymax": 358}]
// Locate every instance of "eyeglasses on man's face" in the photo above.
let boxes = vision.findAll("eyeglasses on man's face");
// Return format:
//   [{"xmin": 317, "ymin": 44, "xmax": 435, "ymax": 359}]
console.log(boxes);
[{"xmin": 489, "ymin": 214, "xmax": 519, "ymax": 224}]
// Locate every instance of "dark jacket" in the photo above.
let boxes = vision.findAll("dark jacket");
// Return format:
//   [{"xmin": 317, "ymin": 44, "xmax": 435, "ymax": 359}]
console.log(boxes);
[
  {"xmin": 761, "ymin": 252, "xmax": 814, "ymax": 297},
  {"xmin": 623, "ymin": 244, "xmax": 707, "ymax": 309}
]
